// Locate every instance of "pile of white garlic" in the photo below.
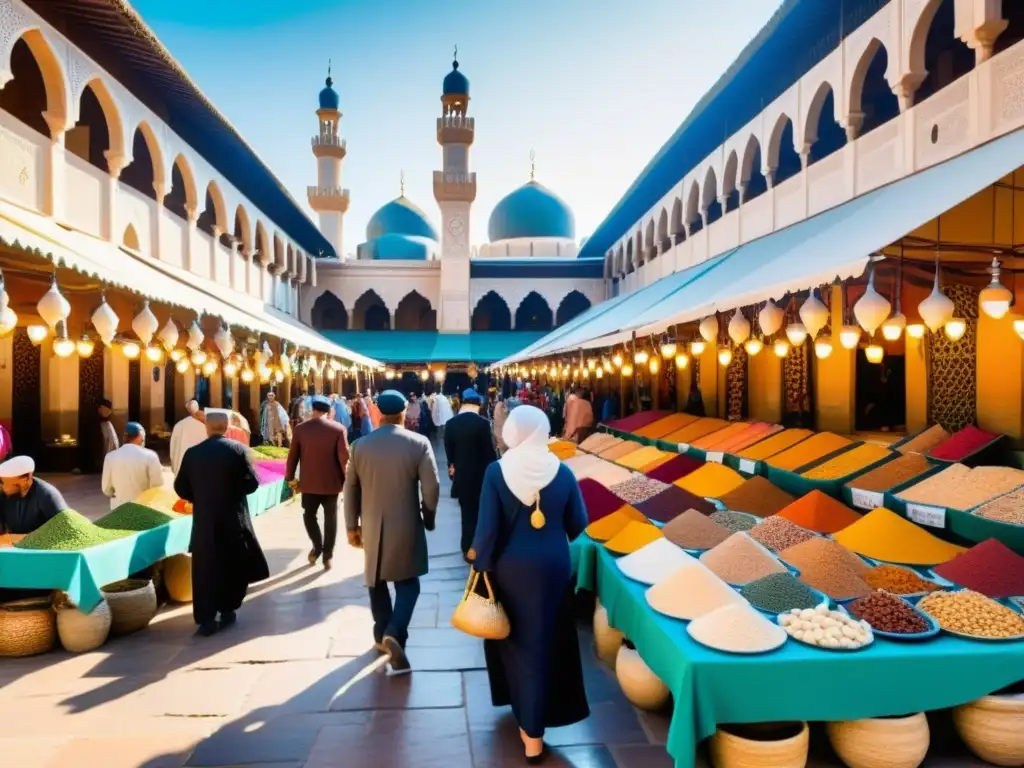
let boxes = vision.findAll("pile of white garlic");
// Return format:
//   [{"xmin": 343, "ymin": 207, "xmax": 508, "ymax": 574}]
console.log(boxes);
[{"xmin": 778, "ymin": 605, "xmax": 873, "ymax": 650}]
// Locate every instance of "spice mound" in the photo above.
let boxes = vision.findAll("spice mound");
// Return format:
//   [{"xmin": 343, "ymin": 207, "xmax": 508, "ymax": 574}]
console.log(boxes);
[
  {"xmin": 779, "ymin": 605, "xmax": 873, "ymax": 649},
  {"xmin": 717, "ymin": 476, "xmax": 795, "ymax": 518},
  {"xmin": 253, "ymin": 445, "xmax": 289, "ymax": 459},
  {"xmin": 750, "ymin": 516, "xmax": 817, "ymax": 553},
  {"xmin": 847, "ymin": 591, "xmax": 930, "ymax": 634},
  {"xmin": 918, "ymin": 590, "xmax": 1024, "ymax": 639},
  {"xmin": 740, "ymin": 572, "xmax": 823, "ymax": 614},
  {"xmin": 608, "ymin": 474, "xmax": 669, "ymax": 505},
  {"xmin": 636, "ymin": 484, "xmax": 716, "ymax": 522},
  {"xmin": 579, "ymin": 432, "xmax": 619, "ymax": 453},
  {"xmin": 932, "ymin": 538, "xmax": 1024, "ymax": 599},
  {"xmin": 776, "ymin": 490, "xmax": 862, "ymax": 534},
  {"xmin": 897, "ymin": 464, "xmax": 1024, "ymax": 512},
  {"xmin": 95, "ymin": 503, "xmax": 178, "ymax": 532},
  {"xmin": 645, "ymin": 562, "xmax": 746, "ymax": 620},
  {"xmin": 973, "ymin": 487, "xmax": 1024, "ymax": 526},
  {"xmin": 865, "ymin": 564, "xmax": 940, "ymax": 595},
  {"xmin": 674, "ymin": 463, "xmax": 745, "ymax": 499},
  {"xmin": 897, "ymin": 424, "xmax": 950, "ymax": 455},
  {"xmin": 737, "ymin": 429, "xmax": 813, "ymax": 461},
  {"xmin": 801, "ymin": 443, "xmax": 893, "ymax": 480},
  {"xmin": 710, "ymin": 510, "xmax": 758, "ymax": 533},
  {"xmin": 687, "ymin": 602, "xmax": 788, "ymax": 654},
  {"xmin": 699, "ymin": 532, "xmax": 786, "ymax": 585},
  {"xmin": 928, "ymin": 424, "xmax": 1000, "ymax": 462},
  {"xmin": 662, "ymin": 509, "xmax": 732, "ymax": 550},
  {"xmin": 766, "ymin": 432, "xmax": 852, "ymax": 471},
  {"xmin": 780, "ymin": 537, "xmax": 871, "ymax": 600},
  {"xmin": 845, "ymin": 453, "xmax": 934, "ymax": 493},
  {"xmin": 645, "ymin": 453, "xmax": 705, "ymax": 484},
  {"xmin": 15, "ymin": 510, "xmax": 127, "ymax": 551},
  {"xmin": 832, "ymin": 507, "xmax": 965, "ymax": 566}
]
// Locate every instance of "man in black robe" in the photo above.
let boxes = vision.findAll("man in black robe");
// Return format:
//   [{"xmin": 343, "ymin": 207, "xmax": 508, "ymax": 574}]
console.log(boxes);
[
  {"xmin": 174, "ymin": 411, "xmax": 269, "ymax": 636},
  {"xmin": 0, "ymin": 455, "xmax": 66, "ymax": 534},
  {"xmin": 443, "ymin": 388, "xmax": 497, "ymax": 560}
]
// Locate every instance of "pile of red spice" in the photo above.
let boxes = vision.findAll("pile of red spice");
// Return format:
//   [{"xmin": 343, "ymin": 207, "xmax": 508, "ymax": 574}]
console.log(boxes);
[
  {"xmin": 577, "ymin": 478, "xmax": 628, "ymax": 523},
  {"xmin": 606, "ymin": 411, "xmax": 671, "ymax": 433},
  {"xmin": 927, "ymin": 424, "xmax": 1000, "ymax": 462},
  {"xmin": 932, "ymin": 538, "xmax": 1024, "ymax": 599},
  {"xmin": 775, "ymin": 490, "xmax": 863, "ymax": 533}
]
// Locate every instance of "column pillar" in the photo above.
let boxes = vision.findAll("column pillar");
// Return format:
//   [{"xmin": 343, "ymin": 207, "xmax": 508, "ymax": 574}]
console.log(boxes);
[
  {"xmin": 102, "ymin": 152, "xmax": 127, "ymax": 243},
  {"xmin": 152, "ymin": 184, "xmax": 166, "ymax": 262},
  {"xmin": 104, "ymin": 345, "xmax": 130, "ymax": 431},
  {"xmin": 139, "ymin": 358, "xmax": 165, "ymax": 431},
  {"xmin": 210, "ymin": 226, "xmax": 224, "ymax": 285},
  {"xmin": 41, "ymin": 113, "xmax": 66, "ymax": 221},
  {"xmin": 183, "ymin": 205, "xmax": 199, "ymax": 272}
]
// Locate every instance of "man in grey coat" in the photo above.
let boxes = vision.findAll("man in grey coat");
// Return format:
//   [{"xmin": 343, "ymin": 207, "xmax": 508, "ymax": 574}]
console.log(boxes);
[{"xmin": 343, "ymin": 390, "xmax": 440, "ymax": 675}]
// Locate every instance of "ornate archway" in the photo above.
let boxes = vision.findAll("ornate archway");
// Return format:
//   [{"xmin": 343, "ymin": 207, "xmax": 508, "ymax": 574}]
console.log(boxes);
[
  {"xmin": 556, "ymin": 291, "xmax": 591, "ymax": 327},
  {"xmin": 515, "ymin": 292, "xmax": 553, "ymax": 331},
  {"xmin": 353, "ymin": 290, "xmax": 390, "ymax": 330},
  {"xmin": 311, "ymin": 291, "xmax": 349, "ymax": 330},
  {"xmin": 395, "ymin": 291, "xmax": 437, "ymax": 330},
  {"xmin": 471, "ymin": 291, "xmax": 512, "ymax": 331}
]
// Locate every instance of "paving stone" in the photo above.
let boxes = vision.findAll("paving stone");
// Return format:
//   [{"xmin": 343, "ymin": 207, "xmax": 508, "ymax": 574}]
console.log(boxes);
[
  {"xmin": 405, "ymin": 627, "xmax": 482, "ymax": 648},
  {"xmin": 242, "ymin": 657, "xmax": 371, "ymax": 715},
  {"xmin": 405, "ymin": 641, "xmax": 487, "ymax": 671},
  {"xmin": 47, "ymin": 732, "xmax": 202, "ymax": 768},
  {"xmin": 610, "ymin": 743, "xmax": 678, "ymax": 768},
  {"xmin": 330, "ymin": 669, "xmax": 463, "ymax": 711},
  {"xmin": 0, "ymin": 736, "xmax": 68, "ymax": 768},
  {"xmin": 188, "ymin": 713, "xmax": 361, "ymax": 766}
]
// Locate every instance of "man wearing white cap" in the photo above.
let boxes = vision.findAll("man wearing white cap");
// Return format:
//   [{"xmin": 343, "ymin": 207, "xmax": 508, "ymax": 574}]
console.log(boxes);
[
  {"xmin": 101, "ymin": 422, "xmax": 164, "ymax": 510},
  {"xmin": 170, "ymin": 399, "xmax": 207, "ymax": 476},
  {"xmin": 0, "ymin": 455, "xmax": 66, "ymax": 534}
]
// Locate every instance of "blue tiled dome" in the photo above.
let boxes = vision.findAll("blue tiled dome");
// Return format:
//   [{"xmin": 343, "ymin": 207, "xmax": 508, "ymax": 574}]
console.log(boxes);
[
  {"xmin": 366, "ymin": 197, "xmax": 438, "ymax": 242},
  {"xmin": 443, "ymin": 59, "xmax": 469, "ymax": 96},
  {"xmin": 364, "ymin": 233, "xmax": 435, "ymax": 261},
  {"xmin": 319, "ymin": 75, "xmax": 340, "ymax": 110},
  {"xmin": 488, "ymin": 181, "xmax": 575, "ymax": 242}
]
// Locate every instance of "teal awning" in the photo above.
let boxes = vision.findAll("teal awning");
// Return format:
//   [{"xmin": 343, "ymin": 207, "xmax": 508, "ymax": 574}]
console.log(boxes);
[{"xmin": 319, "ymin": 331, "xmax": 545, "ymax": 364}]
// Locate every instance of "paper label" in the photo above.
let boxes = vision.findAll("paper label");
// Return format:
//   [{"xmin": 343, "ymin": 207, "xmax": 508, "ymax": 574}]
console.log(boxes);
[
  {"xmin": 738, "ymin": 459, "xmax": 756, "ymax": 475},
  {"xmin": 706, "ymin": 452, "xmax": 724, "ymax": 464},
  {"xmin": 906, "ymin": 503, "xmax": 946, "ymax": 528},
  {"xmin": 677, "ymin": 443, "xmax": 690, "ymax": 453},
  {"xmin": 849, "ymin": 488, "xmax": 884, "ymax": 511}
]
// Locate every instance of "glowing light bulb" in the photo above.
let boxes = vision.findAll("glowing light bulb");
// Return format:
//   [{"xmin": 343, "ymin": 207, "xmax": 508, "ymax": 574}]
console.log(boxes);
[
  {"xmin": 241, "ymin": 366, "xmax": 255, "ymax": 382},
  {"xmin": 27, "ymin": 325, "xmax": 48, "ymax": 345},
  {"xmin": 1015, "ymin": 318, "xmax": 1024, "ymax": 342},
  {"xmin": 906, "ymin": 323, "xmax": 926, "ymax": 339},
  {"xmin": 595, "ymin": 367, "xmax": 604, "ymax": 379},
  {"xmin": 170, "ymin": 348, "xmax": 185, "ymax": 362},
  {"xmin": 621, "ymin": 364, "xmax": 634, "ymax": 377},
  {"xmin": 121, "ymin": 341, "xmax": 141, "ymax": 360},
  {"xmin": 944, "ymin": 318, "xmax": 967, "ymax": 341},
  {"xmin": 773, "ymin": 339, "xmax": 790, "ymax": 358},
  {"xmin": 881, "ymin": 313, "xmax": 906, "ymax": 341},
  {"xmin": 689, "ymin": 341, "xmax": 706, "ymax": 356},
  {"xmin": 675, "ymin": 354, "xmax": 689, "ymax": 370},
  {"xmin": 865, "ymin": 344, "xmax": 885, "ymax": 364},
  {"xmin": 648, "ymin": 357, "xmax": 660, "ymax": 374},
  {"xmin": 145, "ymin": 344, "xmax": 164, "ymax": 363},
  {"xmin": 634, "ymin": 350, "xmax": 649, "ymax": 365},
  {"xmin": 785, "ymin": 323, "xmax": 808, "ymax": 347},
  {"xmin": 223, "ymin": 360, "xmax": 238, "ymax": 377},
  {"xmin": 839, "ymin": 325, "xmax": 861, "ymax": 350},
  {"xmin": 191, "ymin": 349, "xmax": 207, "ymax": 366},
  {"xmin": 660, "ymin": 342, "xmax": 677, "ymax": 359},
  {"xmin": 980, "ymin": 258, "xmax": 1013, "ymax": 320},
  {"xmin": 717, "ymin": 347, "xmax": 733, "ymax": 367},
  {"xmin": 202, "ymin": 359, "xmax": 218, "ymax": 376},
  {"xmin": 612, "ymin": 353, "xmax": 623, "ymax": 369},
  {"xmin": 175, "ymin": 357, "xmax": 190, "ymax": 374},
  {"xmin": 76, "ymin": 336, "xmax": 95, "ymax": 358},
  {"xmin": 814, "ymin": 336, "xmax": 833, "ymax": 360},
  {"xmin": 53, "ymin": 335, "xmax": 75, "ymax": 359},
  {"xmin": 744, "ymin": 338, "xmax": 763, "ymax": 356},
  {"xmin": 420, "ymin": 370, "xmax": 429, "ymax": 381}
]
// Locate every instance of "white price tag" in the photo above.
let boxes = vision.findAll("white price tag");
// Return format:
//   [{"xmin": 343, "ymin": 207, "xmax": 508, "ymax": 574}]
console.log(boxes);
[
  {"xmin": 849, "ymin": 488, "xmax": 884, "ymax": 511},
  {"xmin": 738, "ymin": 459, "xmax": 756, "ymax": 475},
  {"xmin": 906, "ymin": 503, "xmax": 946, "ymax": 528},
  {"xmin": 706, "ymin": 451, "xmax": 724, "ymax": 464},
  {"xmin": 677, "ymin": 443, "xmax": 690, "ymax": 453}
]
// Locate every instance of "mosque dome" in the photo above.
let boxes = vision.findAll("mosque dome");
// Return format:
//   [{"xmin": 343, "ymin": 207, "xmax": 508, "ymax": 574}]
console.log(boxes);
[
  {"xmin": 319, "ymin": 74, "xmax": 340, "ymax": 110},
  {"xmin": 443, "ymin": 59, "xmax": 469, "ymax": 96},
  {"xmin": 363, "ymin": 233, "xmax": 435, "ymax": 261},
  {"xmin": 366, "ymin": 197, "xmax": 438, "ymax": 242},
  {"xmin": 487, "ymin": 181, "xmax": 575, "ymax": 242}
]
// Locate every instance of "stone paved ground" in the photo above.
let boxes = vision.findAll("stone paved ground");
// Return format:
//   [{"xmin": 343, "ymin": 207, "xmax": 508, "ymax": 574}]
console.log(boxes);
[{"xmin": 4, "ymin": 444, "xmax": 991, "ymax": 768}]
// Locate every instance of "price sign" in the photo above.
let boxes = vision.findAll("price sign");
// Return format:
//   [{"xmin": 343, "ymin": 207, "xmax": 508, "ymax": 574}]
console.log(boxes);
[
  {"xmin": 906, "ymin": 503, "xmax": 946, "ymax": 529},
  {"xmin": 849, "ymin": 488, "xmax": 884, "ymax": 511},
  {"xmin": 677, "ymin": 443, "xmax": 690, "ymax": 454},
  {"xmin": 738, "ymin": 459, "xmax": 756, "ymax": 475},
  {"xmin": 706, "ymin": 452, "xmax": 725, "ymax": 464}
]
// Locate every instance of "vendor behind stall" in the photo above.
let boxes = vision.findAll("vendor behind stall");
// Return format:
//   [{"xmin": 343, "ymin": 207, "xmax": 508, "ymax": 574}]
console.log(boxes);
[{"xmin": 0, "ymin": 455, "xmax": 66, "ymax": 534}]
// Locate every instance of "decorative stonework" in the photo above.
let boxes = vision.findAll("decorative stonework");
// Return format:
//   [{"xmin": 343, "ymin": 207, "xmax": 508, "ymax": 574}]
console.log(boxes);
[{"xmin": 995, "ymin": 51, "xmax": 1024, "ymax": 125}]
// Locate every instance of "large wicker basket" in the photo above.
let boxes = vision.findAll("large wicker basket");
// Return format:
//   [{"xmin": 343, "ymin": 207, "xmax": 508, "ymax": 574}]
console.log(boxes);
[
  {"xmin": 0, "ymin": 596, "xmax": 56, "ymax": 657},
  {"xmin": 56, "ymin": 599, "xmax": 112, "ymax": 653},
  {"xmin": 826, "ymin": 713, "xmax": 929, "ymax": 768},
  {"xmin": 615, "ymin": 644, "xmax": 670, "ymax": 711},
  {"xmin": 710, "ymin": 722, "xmax": 809, "ymax": 768},
  {"xmin": 162, "ymin": 554, "xmax": 193, "ymax": 604},
  {"xmin": 593, "ymin": 600, "xmax": 624, "ymax": 667},
  {"xmin": 953, "ymin": 692, "xmax": 1024, "ymax": 766},
  {"xmin": 102, "ymin": 579, "xmax": 157, "ymax": 636}
]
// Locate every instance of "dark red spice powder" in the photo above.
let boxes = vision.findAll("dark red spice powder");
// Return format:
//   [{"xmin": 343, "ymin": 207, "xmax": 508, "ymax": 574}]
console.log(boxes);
[
  {"xmin": 932, "ymin": 538, "xmax": 1024, "ymax": 599},
  {"xmin": 636, "ymin": 484, "xmax": 716, "ymax": 522},
  {"xmin": 605, "ymin": 411, "xmax": 671, "ymax": 433},
  {"xmin": 644, "ymin": 453, "xmax": 705, "ymax": 484},
  {"xmin": 577, "ymin": 478, "xmax": 628, "ymax": 523},
  {"xmin": 928, "ymin": 424, "xmax": 1000, "ymax": 461}
]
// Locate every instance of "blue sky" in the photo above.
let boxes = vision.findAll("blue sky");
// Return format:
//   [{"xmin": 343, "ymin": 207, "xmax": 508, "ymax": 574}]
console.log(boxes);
[{"xmin": 132, "ymin": 0, "xmax": 778, "ymax": 255}]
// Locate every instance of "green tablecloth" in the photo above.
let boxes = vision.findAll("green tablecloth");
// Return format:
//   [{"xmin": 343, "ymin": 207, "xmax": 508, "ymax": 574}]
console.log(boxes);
[
  {"xmin": 569, "ymin": 536, "xmax": 1024, "ymax": 768},
  {"xmin": 0, "ymin": 480, "xmax": 291, "ymax": 612}
]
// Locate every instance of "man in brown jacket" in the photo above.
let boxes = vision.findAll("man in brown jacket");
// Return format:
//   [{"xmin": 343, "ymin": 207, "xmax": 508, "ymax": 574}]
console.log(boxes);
[{"xmin": 286, "ymin": 395, "xmax": 349, "ymax": 570}]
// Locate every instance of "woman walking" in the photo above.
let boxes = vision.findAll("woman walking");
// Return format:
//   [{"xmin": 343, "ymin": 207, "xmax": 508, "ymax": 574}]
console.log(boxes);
[{"xmin": 470, "ymin": 405, "xmax": 590, "ymax": 763}]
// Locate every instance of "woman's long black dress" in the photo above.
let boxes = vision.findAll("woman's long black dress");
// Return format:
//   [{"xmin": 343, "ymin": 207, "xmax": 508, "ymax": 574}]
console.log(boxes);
[{"xmin": 471, "ymin": 462, "xmax": 590, "ymax": 738}]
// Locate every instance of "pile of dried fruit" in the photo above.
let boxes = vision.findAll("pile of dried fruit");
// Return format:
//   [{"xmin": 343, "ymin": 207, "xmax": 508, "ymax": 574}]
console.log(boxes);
[
  {"xmin": 864, "ymin": 564, "xmax": 940, "ymax": 595},
  {"xmin": 846, "ymin": 591, "xmax": 930, "ymax": 634}
]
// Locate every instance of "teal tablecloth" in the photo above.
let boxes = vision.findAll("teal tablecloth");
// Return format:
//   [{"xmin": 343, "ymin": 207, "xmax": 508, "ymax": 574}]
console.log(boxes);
[
  {"xmin": 570, "ymin": 536, "xmax": 1024, "ymax": 768},
  {"xmin": 0, "ymin": 480, "xmax": 291, "ymax": 612}
]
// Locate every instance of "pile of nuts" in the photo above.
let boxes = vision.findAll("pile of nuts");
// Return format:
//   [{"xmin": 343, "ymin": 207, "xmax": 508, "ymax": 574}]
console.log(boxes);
[
  {"xmin": 846, "ymin": 590, "xmax": 930, "ymax": 634},
  {"xmin": 918, "ymin": 590, "xmax": 1024, "ymax": 639},
  {"xmin": 749, "ymin": 516, "xmax": 817, "ymax": 553},
  {"xmin": 778, "ymin": 604, "xmax": 873, "ymax": 650}
]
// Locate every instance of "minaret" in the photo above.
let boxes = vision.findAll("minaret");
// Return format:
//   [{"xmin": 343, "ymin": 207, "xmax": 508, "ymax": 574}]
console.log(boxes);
[
  {"xmin": 307, "ymin": 61, "xmax": 349, "ymax": 259},
  {"xmin": 434, "ymin": 48, "xmax": 476, "ymax": 331}
]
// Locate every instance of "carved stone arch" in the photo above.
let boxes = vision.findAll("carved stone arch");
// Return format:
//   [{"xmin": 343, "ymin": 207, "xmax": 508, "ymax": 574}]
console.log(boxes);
[
  {"xmin": 634, "ymin": 228, "xmax": 645, "ymax": 267},
  {"xmin": 848, "ymin": 37, "xmax": 888, "ymax": 118},
  {"xmin": 286, "ymin": 244, "xmax": 295, "ymax": 275},
  {"xmin": 656, "ymin": 208, "xmax": 669, "ymax": 251},
  {"xmin": 906, "ymin": 0, "xmax": 944, "ymax": 74},
  {"xmin": 555, "ymin": 290, "xmax": 591, "ymax": 327},
  {"xmin": 514, "ymin": 291, "xmax": 553, "ymax": 331},
  {"xmin": 615, "ymin": 244, "xmax": 625, "ymax": 276},
  {"xmin": 77, "ymin": 76, "xmax": 127, "ymax": 170},
  {"xmin": 310, "ymin": 290, "xmax": 348, "ymax": 330},
  {"xmin": 233, "ymin": 205, "xmax": 252, "ymax": 255},
  {"xmin": 273, "ymin": 233, "xmax": 285, "ymax": 273},
  {"xmin": 202, "ymin": 181, "xmax": 228, "ymax": 232},
  {"xmin": 701, "ymin": 166, "xmax": 718, "ymax": 213},
  {"xmin": 740, "ymin": 134, "xmax": 761, "ymax": 185},
  {"xmin": 472, "ymin": 291, "xmax": 512, "ymax": 331},
  {"xmin": 166, "ymin": 153, "xmax": 198, "ymax": 219},
  {"xmin": 670, "ymin": 197, "xmax": 684, "ymax": 239},
  {"xmin": 685, "ymin": 180, "xmax": 701, "ymax": 229},
  {"xmin": 804, "ymin": 80, "xmax": 837, "ymax": 148},
  {"xmin": 0, "ymin": 28, "xmax": 69, "ymax": 136},
  {"xmin": 625, "ymin": 240, "xmax": 634, "ymax": 275},
  {"xmin": 644, "ymin": 218, "xmax": 656, "ymax": 260},
  {"xmin": 723, "ymin": 151, "xmax": 739, "ymax": 198},
  {"xmin": 353, "ymin": 289, "xmax": 390, "ymax": 330},
  {"xmin": 765, "ymin": 112, "xmax": 794, "ymax": 173},
  {"xmin": 395, "ymin": 290, "xmax": 436, "ymax": 330},
  {"xmin": 254, "ymin": 221, "xmax": 271, "ymax": 266}
]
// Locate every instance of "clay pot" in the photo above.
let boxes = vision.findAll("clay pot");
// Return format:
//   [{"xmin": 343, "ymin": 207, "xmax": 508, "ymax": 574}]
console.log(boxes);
[
  {"xmin": 953, "ymin": 692, "xmax": 1024, "ymax": 766},
  {"xmin": 710, "ymin": 722, "xmax": 809, "ymax": 768},
  {"xmin": 57, "ymin": 600, "xmax": 112, "ymax": 653},
  {"xmin": 826, "ymin": 713, "xmax": 929, "ymax": 768},
  {"xmin": 163, "ymin": 554, "xmax": 193, "ymax": 603},
  {"xmin": 593, "ymin": 600, "xmax": 623, "ymax": 667},
  {"xmin": 614, "ymin": 644, "xmax": 669, "ymax": 711}
]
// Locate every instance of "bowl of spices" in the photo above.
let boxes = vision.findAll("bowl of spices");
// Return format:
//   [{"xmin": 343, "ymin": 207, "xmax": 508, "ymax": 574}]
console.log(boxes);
[
  {"xmin": 917, "ymin": 589, "xmax": 1024, "ymax": 641},
  {"xmin": 863, "ymin": 564, "xmax": 942, "ymax": 600},
  {"xmin": 843, "ymin": 590, "xmax": 940, "ymax": 641},
  {"xmin": 739, "ymin": 572, "xmax": 829, "ymax": 615},
  {"xmin": 749, "ymin": 516, "xmax": 819, "ymax": 553},
  {"xmin": 777, "ymin": 604, "xmax": 873, "ymax": 651}
]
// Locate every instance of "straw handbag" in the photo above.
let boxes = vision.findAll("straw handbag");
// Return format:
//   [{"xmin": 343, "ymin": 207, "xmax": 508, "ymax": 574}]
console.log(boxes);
[{"xmin": 451, "ymin": 570, "xmax": 510, "ymax": 640}]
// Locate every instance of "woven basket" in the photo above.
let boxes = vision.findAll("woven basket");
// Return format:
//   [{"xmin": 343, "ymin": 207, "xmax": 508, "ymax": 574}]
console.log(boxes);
[
  {"xmin": 710, "ymin": 722, "xmax": 809, "ymax": 768},
  {"xmin": 0, "ymin": 597, "xmax": 56, "ymax": 657},
  {"xmin": 615, "ymin": 645, "xmax": 670, "ymax": 711},
  {"xmin": 102, "ymin": 579, "xmax": 157, "ymax": 636},
  {"xmin": 826, "ymin": 713, "xmax": 929, "ymax": 768},
  {"xmin": 162, "ymin": 554, "xmax": 193, "ymax": 603},
  {"xmin": 953, "ymin": 693, "xmax": 1024, "ymax": 766},
  {"xmin": 593, "ymin": 601, "xmax": 624, "ymax": 667},
  {"xmin": 451, "ymin": 571, "xmax": 510, "ymax": 640},
  {"xmin": 56, "ymin": 599, "xmax": 112, "ymax": 653}
]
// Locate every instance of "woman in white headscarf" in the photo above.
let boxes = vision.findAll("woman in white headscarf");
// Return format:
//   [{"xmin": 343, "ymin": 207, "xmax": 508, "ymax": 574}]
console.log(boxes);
[{"xmin": 470, "ymin": 405, "xmax": 590, "ymax": 762}]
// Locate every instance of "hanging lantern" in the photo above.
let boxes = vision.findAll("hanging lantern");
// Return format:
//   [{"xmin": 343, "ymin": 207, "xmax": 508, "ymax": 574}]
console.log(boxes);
[
  {"xmin": 744, "ymin": 337, "xmax": 763, "ymax": 356},
  {"xmin": 27, "ymin": 325, "xmax": 48, "ymax": 345},
  {"xmin": 979, "ymin": 257, "xmax": 1013, "ymax": 320},
  {"xmin": 223, "ymin": 359, "xmax": 239, "ymax": 377},
  {"xmin": 612, "ymin": 353, "xmax": 623, "ymax": 369},
  {"xmin": 91, "ymin": 294, "xmax": 119, "ymax": 346},
  {"xmin": 157, "ymin": 318, "xmax": 179, "ymax": 351},
  {"xmin": 131, "ymin": 301, "xmax": 159, "ymax": 346},
  {"xmin": 717, "ymin": 347, "xmax": 733, "ymax": 366},
  {"xmin": 595, "ymin": 367, "xmax": 604, "ymax": 379},
  {"xmin": 918, "ymin": 262, "xmax": 954, "ymax": 332},
  {"xmin": 420, "ymin": 369, "xmax": 429, "ymax": 381},
  {"xmin": 121, "ymin": 341, "xmax": 141, "ymax": 360},
  {"xmin": 799, "ymin": 289, "xmax": 829, "ymax": 339},
  {"xmin": 259, "ymin": 365, "xmax": 272, "ymax": 383},
  {"xmin": 853, "ymin": 268, "xmax": 891, "ymax": 335},
  {"xmin": 944, "ymin": 317, "xmax": 967, "ymax": 341},
  {"xmin": 76, "ymin": 335, "xmax": 95, "ymax": 358},
  {"xmin": 385, "ymin": 369, "xmax": 396, "ymax": 380},
  {"xmin": 839, "ymin": 325, "xmax": 862, "ymax": 350},
  {"xmin": 690, "ymin": 340, "xmax": 706, "ymax": 356},
  {"xmin": 814, "ymin": 336, "xmax": 833, "ymax": 359},
  {"xmin": 785, "ymin": 322, "xmax": 808, "ymax": 347},
  {"xmin": 881, "ymin": 312, "xmax": 906, "ymax": 341},
  {"xmin": 698, "ymin": 315, "xmax": 718, "ymax": 343},
  {"xmin": 52, "ymin": 324, "xmax": 75, "ymax": 359},
  {"xmin": 145, "ymin": 344, "xmax": 163, "ymax": 363},
  {"xmin": 587, "ymin": 358, "xmax": 597, "ymax": 371},
  {"xmin": 675, "ymin": 353, "xmax": 689, "ymax": 369},
  {"xmin": 648, "ymin": 356, "xmax": 660, "ymax": 374},
  {"xmin": 621, "ymin": 363, "xmax": 634, "ymax": 376},
  {"xmin": 773, "ymin": 339, "xmax": 790, "ymax": 358},
  {"xmin": 274, "ymin": 369, "xmax": 285, "ymax": 383},
  {"xmin": 191, "ymin": 349, "xmax": 207, "ymax": 366},
  {"xmin": 865, "ymin": 344, "xmax": 885, "ymax": 364},
  {"xmin": 758, "ymin": 300, "xmax": 784, "ymax": 337},
  {"xmin": 602, "ymin": 358, "xmax": 612, "ymax": 373},
  {"xmin": 214, "ymin": 324, "xmax": 233, "ymax": 358},
  {"xmin": 0, "ymin": 271, "xmax": 16, "ymax": 337},
  {"xmin": 1014, "ymin": 318, "xmax": 1024, "ymax": 341},
  {"xmin": 170, "ymin": 348, "xmax": 185, "ymax": 362},
  {"xmin": 37, "ymin": 275, "xmax": 70, "ymax": 329},
  {"xmin": 727, "ymin": 310, "xmax": 751, "ymax": 345},
  {"xmin": 634, "ymin": 349, "xmax": 649, "ymax": 365},
  {"xmin": 175, "ymin": 357, "xmax": 190, "ymax": 374},
  {"xmin": 281, "ymin": 354, "xmax": 292, "ymax": 375},
  {"xmin": 186, "ymin": 321, "xmax": 204, "ymax": 351},
  {"xmin": 660, "ymin": 340, "xmax": 677, "ymax": 359},
  {"xmin": 241, "ymin": 365, "xmax": 255, "ymax": 382},
  {"xmin": 906, "ymin": 323, "xmax": 926, "ymax": 339}
]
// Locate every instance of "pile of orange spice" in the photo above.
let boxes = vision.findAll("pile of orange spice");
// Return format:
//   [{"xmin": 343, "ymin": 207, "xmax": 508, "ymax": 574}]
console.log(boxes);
[
  {"xmin": 864, "ymin": 564, "xmax": 941, "ymax": 595},
  {"xmin": 775, "ymin": 490, "xmax": 862, "ymax": 534}
]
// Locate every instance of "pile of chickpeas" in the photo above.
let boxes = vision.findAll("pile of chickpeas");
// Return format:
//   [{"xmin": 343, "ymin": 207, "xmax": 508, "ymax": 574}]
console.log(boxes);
[{"xmin": 918, "ymin": 590, "xmax": 1024, "ymax": 639}]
